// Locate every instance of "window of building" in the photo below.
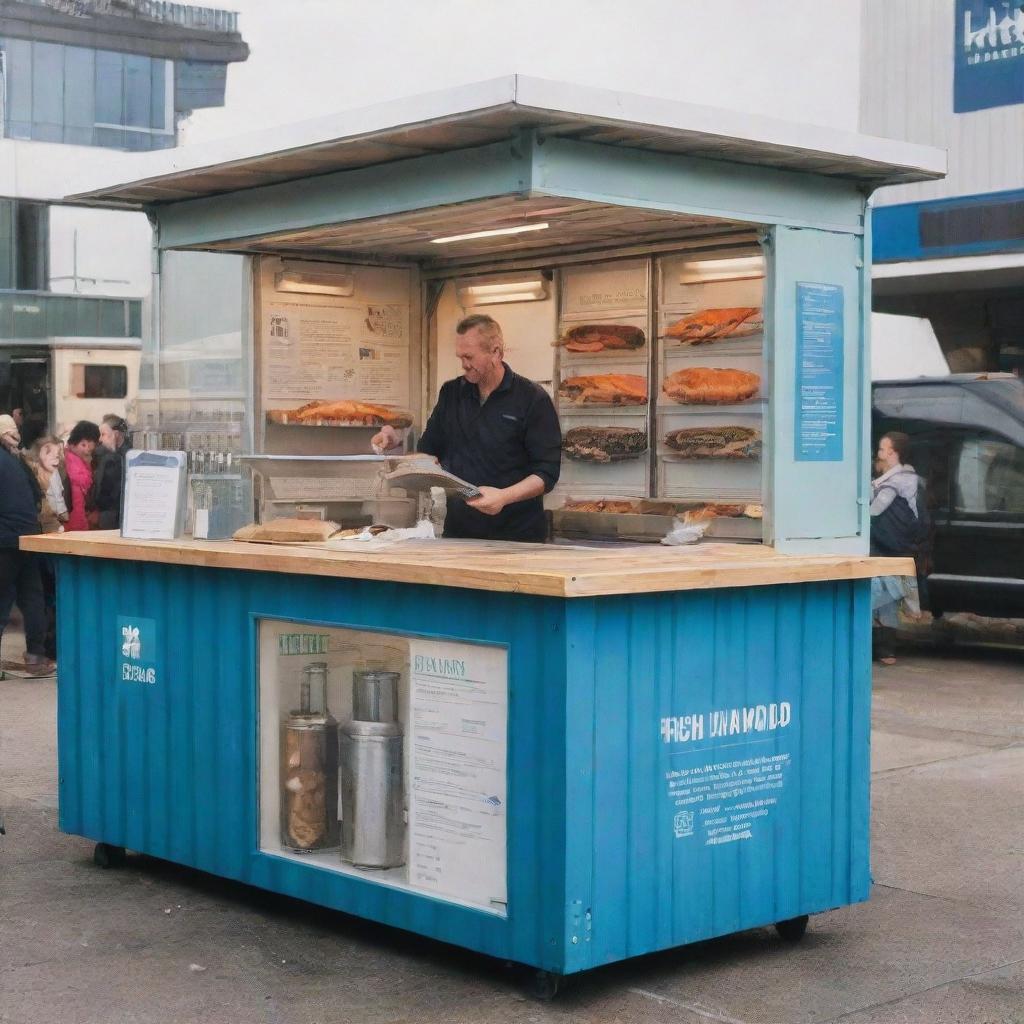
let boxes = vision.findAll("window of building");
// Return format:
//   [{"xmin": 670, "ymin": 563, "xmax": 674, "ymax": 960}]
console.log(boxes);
[
  {"xmin": 953, "ymin": 438, "xmax": 1024, "ymax": 516},
  {"xmin": 70, "ymin": 363, "xmax": 128, "ymax": 399},
  {"xmin": 1, "ymin": 38, "xmax": 174, "ymax": 151},
  {"xmin": 0, "ymin": 200, "xmax": 48, "ymax": 291}
]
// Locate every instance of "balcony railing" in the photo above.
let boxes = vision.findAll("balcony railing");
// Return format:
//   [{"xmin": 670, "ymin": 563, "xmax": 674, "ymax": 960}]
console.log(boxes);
[
  {"xmin": 0, "ymin": 291, "xmax": 142, "ymax": 340},
  {"xmin": 26, "ymin": 1, "xmax": 239, "ymax": 34}
]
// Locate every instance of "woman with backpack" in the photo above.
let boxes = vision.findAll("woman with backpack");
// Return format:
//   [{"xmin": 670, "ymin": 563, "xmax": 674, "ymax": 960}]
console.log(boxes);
[{"xmin": 870, "ymin": 431, "xmax": 928, "ymax": 665}]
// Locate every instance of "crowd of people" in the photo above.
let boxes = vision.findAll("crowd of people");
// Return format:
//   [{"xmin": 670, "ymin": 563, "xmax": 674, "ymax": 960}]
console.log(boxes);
[{"xmin": 0, "ymin": 414, "xmax": 130, "ymax": 677}]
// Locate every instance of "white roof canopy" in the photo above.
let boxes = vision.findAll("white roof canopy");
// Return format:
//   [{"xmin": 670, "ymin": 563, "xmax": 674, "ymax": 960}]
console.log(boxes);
[{"xmin": 67, "ymin": 75, "xmax": 946, "ymax": 207}]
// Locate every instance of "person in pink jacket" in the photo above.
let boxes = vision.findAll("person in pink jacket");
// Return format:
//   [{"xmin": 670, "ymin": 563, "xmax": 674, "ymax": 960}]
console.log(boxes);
[{"xmin": 63, "ymin": 421, "xmax": 99, "ymax": 532}]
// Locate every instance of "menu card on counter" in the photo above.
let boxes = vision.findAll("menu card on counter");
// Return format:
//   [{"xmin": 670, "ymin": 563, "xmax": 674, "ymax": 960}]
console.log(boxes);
[
  {"xmin": 121, "ymin": 451, "xmax": 187, "ymax": 540},
  {"xmin": 407, "ymin": 638, "xmax": 508, "ymax": 914}
]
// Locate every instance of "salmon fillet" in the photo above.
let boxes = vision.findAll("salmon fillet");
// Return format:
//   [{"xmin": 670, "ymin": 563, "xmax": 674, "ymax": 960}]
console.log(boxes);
[
  {"xmin": 269, "ymin": 401, "xmax": 413, "ymax": 427},
  {"xmin": 559, "ymin": 373, "xmax": 648, "ymax": 405},
  {"xmin": 665, "ymin": 307, "xmax": 761, "ymax": 344},
  {"xmin": 560, "ymin": 324, "xmax": 645, "ymax": 352},
  {"xmin": 662, "ymin": 368, "xmax": 760, "ymax": 405}
]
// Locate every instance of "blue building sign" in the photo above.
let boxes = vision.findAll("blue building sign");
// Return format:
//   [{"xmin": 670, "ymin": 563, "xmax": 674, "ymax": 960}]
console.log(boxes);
[{"xmin": 954, "ymin": 1, "xmax": 1024, "ymax": 112}]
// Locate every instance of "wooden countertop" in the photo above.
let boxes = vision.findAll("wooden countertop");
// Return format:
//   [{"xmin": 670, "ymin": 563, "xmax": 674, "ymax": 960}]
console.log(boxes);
[{"xmin": 21, "ymin": 531, "xmax": 914, "ymax": 599}]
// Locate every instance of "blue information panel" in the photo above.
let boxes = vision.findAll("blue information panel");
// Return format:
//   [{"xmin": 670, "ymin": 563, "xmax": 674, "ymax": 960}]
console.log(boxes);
[
  {"xmin": 795, "ymin": 282, "xmax": 844, "ymax": 463},
  {"xmin": 954, "ymin": 1, "xmax": 1024, "ymax": 113}
]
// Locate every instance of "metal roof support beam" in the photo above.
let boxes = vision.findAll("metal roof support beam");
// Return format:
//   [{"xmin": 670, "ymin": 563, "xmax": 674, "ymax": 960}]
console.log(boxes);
[
  {"xmin": 154, "ymin": 136, "xmax": 536, "ymax": 250},
  {"xmin": 153, "ymin": 129, "xmax": 868, "ymax": 254},
  {"xmin": 530, "ymin": 135, "xmax": 867, "ymax": 236}
]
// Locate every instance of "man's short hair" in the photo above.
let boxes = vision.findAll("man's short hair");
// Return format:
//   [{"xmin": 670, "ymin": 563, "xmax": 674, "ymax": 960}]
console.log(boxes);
[
  {"xmin": 456, "ymin": 314, "xmax": 503, "ymax": 353},
  {"xmin": 102, "ymin": 413, "xmax": 129, "ymax": 436}
]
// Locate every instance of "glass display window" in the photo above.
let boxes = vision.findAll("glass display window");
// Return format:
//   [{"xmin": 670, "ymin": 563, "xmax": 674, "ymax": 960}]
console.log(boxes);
[{"xmin": 258, "ymin": 619, "xmax": 509, "ymax": 916}]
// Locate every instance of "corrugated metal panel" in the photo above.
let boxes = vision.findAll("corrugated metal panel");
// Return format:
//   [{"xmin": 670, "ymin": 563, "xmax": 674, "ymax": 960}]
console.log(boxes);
[
  {"xmin": 56, "ymin": 557, "xmax": 572, "ymax": 970},
  {"xmin": 55, "ymin": 556, "xmax": 871, "ymax": 975},
  {"xmin": 562, "ymin": 581, "xmax": 870, "ymax": 972},
  {"xmin": 862, "ymin": 0, "xmax": 1024, "ymax": 205}
]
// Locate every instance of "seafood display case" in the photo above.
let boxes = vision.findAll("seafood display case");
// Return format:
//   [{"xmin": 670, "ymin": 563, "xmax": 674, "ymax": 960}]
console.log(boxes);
[
  {"xmin": 553, "ymin": 259, "xmax": 653, "ymax": 505},
  {"xmin": 546, "ymin": 248, "xmax": 766, "ymax": 542},
  {"xmin": 654, "ymin": 249, "xmax": 766, "ymax": 536}
]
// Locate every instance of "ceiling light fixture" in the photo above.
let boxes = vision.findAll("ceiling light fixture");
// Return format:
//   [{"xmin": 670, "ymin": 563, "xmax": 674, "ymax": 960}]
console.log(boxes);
[
  {"xmin": 456, "ymin": 273, "xmax": 549, "ymax": 306},
  {"xmin": 275, "ymin": 269, "xmax": 355, "ymax": 296},
  {"xmin": 431, "ymin": 222, "xmax": 550, "ymax": 245},
  {"xmin": 678, "ymin": 255, "xmax": 764, "ymax": 284}
]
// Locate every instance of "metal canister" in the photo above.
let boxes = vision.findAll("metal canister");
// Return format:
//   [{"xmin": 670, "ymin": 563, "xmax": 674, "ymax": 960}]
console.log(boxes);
[
  {"xmin": 339, "ymin": 720, "xmax": 404, "ymax": 868},
  {"xmin": 352, "ymin": 669, "xmax": 400, "ymax": 723},
  {"xmin": 280, "ymin": 662, "xmax": 339, "ymax": 852}
]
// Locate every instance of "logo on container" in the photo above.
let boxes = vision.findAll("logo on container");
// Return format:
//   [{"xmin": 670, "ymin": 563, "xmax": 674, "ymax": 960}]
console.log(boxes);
[
  {"xmin": 118, "ymin": 616, "xmax": 157, "ymax": 685},
  {"xmin": 121, "ymin": 625, "xmax": 142, "ymax": 660},
  {"xmin": 673, "ymin": 810, "xmax": 694, "ymax": 839}
]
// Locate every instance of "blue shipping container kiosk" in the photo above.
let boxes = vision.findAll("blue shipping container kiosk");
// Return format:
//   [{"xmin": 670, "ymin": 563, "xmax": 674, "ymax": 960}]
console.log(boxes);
[{"xmin": 28, "ymin": 77, "xmax": 944, "ymax": 995}]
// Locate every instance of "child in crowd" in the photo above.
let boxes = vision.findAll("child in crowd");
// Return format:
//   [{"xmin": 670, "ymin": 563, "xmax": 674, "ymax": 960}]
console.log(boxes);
[{"xmin": 28, "ymin": 436, "xmax": 69, "ymax": 533}]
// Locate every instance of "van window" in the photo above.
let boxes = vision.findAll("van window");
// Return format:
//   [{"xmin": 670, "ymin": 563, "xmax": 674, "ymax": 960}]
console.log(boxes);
[
  {"xmin": 953, "ymin": 438, "xmax": 1024, "ymax": 514},
  {"xmin": 70, "ymin": 363, "xmax": 127, "ymax": 399}
]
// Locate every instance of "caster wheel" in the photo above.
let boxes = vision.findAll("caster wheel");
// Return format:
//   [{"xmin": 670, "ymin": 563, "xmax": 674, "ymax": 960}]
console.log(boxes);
[
  {"xmin": 775, "ymin": 915, "xmax": 809, "ymax": 943},
  {"xmin": 527, "ymin": 969, "xmax": 562, "ymax": 1001},
  {"xmin": 93, "ymin": 842, "xmax": 126, "ymax": 869}
]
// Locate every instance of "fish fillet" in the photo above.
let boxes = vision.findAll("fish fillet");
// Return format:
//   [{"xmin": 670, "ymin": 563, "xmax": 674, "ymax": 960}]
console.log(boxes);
[
  {"xmin": 559, "ymin": 373, "xmax": 648, "ymax": 405},
  {"xmin": 665, "ymin": 307, "xmax": 761, "ymax": 345},
  {"xmin": 662, "ymin": 368, "xmax": 760, "ymax": 405}
]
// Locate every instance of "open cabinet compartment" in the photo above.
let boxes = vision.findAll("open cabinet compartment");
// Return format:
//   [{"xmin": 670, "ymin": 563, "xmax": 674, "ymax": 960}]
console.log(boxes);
[{"xmin": 257, "ymin": 618, "xmax": 510, "ymax": 917}]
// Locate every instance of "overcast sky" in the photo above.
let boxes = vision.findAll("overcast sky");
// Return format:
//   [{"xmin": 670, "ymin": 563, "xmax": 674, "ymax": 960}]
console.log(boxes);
[{"xmin": 181, "ymin": 0, "xmax": 864, "ymax": 145}]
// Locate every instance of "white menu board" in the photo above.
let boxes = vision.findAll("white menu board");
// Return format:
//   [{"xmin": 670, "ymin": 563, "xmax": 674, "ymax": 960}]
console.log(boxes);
[
  {"xmin": 407, "ymin": 638, "xmax": 508, "ymax": 913},
  {"xmin": 263, "ymin": 301, "xmax": 410, "ymax": 406}
]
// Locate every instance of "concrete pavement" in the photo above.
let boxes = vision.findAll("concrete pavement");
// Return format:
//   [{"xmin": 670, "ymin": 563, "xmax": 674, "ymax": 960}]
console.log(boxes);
[{"xmin": 1, "ymin": 648, "xmax": 1022, "ymax": 1024}]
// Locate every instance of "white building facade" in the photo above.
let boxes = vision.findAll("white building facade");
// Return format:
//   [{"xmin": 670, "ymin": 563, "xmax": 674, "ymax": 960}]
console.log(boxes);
[
  {"xmin": 0, "ymin": 0, "xmax": 247, "ymax": 440},
  {"xmin": 862, "ymin": 0, "xmax": 1024, "ymax": 374}
]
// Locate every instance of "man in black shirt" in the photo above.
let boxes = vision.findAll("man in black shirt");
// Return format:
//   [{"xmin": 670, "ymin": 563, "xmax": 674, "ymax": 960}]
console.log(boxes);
[{"xmin": 372, "ymin": 314, "xmax": 561, "ymax": 541}]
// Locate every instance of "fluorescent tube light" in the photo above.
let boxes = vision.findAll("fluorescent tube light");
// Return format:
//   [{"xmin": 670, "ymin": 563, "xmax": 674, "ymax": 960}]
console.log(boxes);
[
  {"xmin": 431, "ymin": 222, "xmax": 550, "ymax": 245},
  {"xmin": 678, "ymin": 255, "xmax": 764, "ymax": 285},
  {"xmin": 456, "ymin": 274, "xmax": 548, "ymax": 306},
  {"xmin": 275, "ymin": 270, "xmax": 355, "ymax": 296}
]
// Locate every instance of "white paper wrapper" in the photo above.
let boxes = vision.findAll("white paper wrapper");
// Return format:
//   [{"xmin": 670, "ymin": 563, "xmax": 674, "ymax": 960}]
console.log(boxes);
[{"xmin": 660, "ymin": 521, "xmax": 709, "ymax": 546}]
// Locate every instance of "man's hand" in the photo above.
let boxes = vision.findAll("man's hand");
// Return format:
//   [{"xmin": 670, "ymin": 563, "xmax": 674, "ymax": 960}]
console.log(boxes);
[
  {"xmin": 370, "ymin": 424, "xmax": 400, "ymax": 452},
  {"xmin": 465, "ymin": 485, "xmax": 508, "ymax": 516}
]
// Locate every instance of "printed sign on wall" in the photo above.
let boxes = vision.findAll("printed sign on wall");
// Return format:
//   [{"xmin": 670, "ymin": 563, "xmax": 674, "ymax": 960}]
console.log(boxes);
[
  {"xmin": 795, "ymin": 282, "xmax": 845, "ymax": 463},
  {"xmin": 660, "ymin": 700, "xmax": 796, "ymax": 849},
  {"xmin": 954, "ymin": 1, "xmax": 1024, "ymax": 112}
]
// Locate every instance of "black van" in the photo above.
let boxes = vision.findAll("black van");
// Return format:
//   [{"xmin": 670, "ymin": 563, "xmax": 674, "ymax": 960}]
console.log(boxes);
[{"xmin": 872, "ymin": 374, "xmax": 1024, "ymax": 619}]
